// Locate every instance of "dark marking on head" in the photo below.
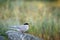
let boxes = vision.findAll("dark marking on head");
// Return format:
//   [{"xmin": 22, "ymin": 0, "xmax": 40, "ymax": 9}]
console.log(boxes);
[{"xmin": 24, "ymin": 23, "xmax": 29, "ymax": 25}]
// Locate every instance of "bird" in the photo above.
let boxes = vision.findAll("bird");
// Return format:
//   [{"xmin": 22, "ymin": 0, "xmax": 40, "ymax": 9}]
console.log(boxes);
[{"xmin": 7, "ymin": 23, "xmax": 29, "ymax": 33}]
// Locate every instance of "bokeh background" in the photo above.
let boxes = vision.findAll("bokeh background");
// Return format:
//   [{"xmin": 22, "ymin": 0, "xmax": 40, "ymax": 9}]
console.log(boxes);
[{"xmin": 0, "ymin": 0, "xmax": 60, "ymax": 40}]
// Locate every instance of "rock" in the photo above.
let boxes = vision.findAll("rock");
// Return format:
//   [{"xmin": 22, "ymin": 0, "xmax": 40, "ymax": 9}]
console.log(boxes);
[
  {"xmin": 6, "ymin": 30, "xmax": 23, "ymax": 40},
  {"xmin": 22, "ymin": 33, "xmax": 43, "ymax": 40},
  {"xmin": 6, "ymin": 30, "xmax": 43, "ymax": 40},
  {"xmin": 0, "ymin": 36, "xmax": 4, "ymax": 40}
]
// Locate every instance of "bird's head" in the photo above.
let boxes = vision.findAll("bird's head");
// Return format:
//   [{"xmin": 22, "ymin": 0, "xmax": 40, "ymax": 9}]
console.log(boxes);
[{"xmin": 24, "ymin": 23, "xmax": 29, "ymax": 25}]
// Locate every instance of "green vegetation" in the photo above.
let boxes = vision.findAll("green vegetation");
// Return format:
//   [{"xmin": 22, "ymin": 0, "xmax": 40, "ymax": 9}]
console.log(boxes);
[{"xmin": 0, "ymin": 0, "xmax": 60, "ymax": 40}]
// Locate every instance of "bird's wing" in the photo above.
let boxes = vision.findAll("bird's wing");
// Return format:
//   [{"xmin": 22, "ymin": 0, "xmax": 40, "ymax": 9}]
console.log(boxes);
[
  {"xmin": 18, "ymin": 25, "xmax": 29, "ymax": 32},
  {"xmin": 7, "ymin": 25, "xmax": 29, "ymax": 32}
]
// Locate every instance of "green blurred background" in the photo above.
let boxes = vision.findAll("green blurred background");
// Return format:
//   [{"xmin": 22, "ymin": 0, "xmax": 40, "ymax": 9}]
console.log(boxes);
[{"xmin": 0, "ymin": 0, "xmax": 60, "ymax": 40}]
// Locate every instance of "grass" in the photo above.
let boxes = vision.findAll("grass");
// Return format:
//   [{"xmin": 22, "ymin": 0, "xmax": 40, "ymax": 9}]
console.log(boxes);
[{"xmin": 0, "ymin": 1, "xmax": 60, "ymax": 40}]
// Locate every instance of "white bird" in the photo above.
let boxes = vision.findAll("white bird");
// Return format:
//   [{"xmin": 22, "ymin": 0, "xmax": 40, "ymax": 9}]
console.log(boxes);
[{"xmin": 8, "ymin": 23, "xmax": 29, "ymax": 32}]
